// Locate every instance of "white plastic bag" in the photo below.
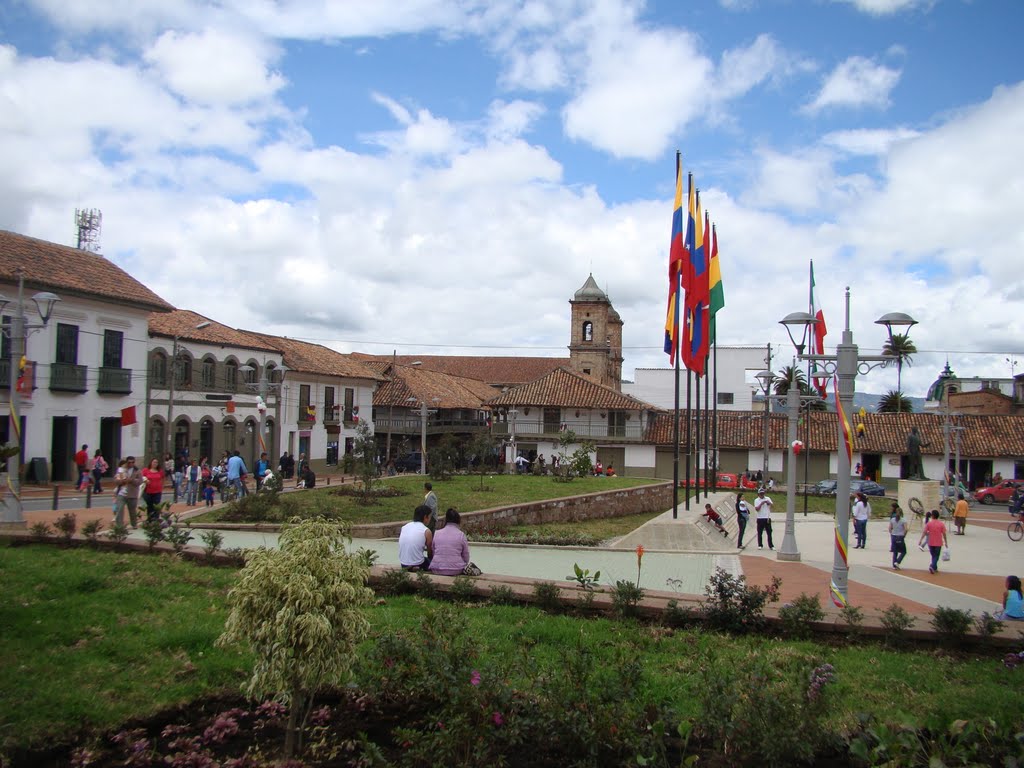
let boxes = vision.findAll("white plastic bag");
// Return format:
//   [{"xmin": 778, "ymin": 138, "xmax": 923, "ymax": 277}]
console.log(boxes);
[{"xmin": 941, "ymin": 547, "xmax": 951, "ymax": 562}]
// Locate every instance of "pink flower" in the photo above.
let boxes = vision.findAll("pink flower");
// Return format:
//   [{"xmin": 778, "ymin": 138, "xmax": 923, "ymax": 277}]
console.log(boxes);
[
  {"xmin": 493, "ymin": 711, "xmax": 504, "ymax": 726},
  {"xmin": 470, "ymin": 670, "xmax": 481, "ymax": 686}
]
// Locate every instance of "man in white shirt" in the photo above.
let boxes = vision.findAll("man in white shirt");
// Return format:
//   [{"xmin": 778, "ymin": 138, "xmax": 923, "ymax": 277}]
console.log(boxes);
[
  {"xmin": 398, "ymin": 505, "xmax": 434, "ymax": 570},
  {"xmin": 754, "ymin": 488, "xmax": 775, "ymax": 550}
]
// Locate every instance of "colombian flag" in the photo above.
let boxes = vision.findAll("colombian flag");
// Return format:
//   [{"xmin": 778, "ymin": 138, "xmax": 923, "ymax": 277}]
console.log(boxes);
[
  {"xmin": 663, "ymin": 153, "xmax": 686, "ymax": 365},
  {"xmin": 708, "ymin": 223, "xmax": 724, "ymax": 343}
]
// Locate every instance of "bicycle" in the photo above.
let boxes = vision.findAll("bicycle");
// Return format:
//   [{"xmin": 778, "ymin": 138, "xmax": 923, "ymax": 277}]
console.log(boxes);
[{"xmin": 1009, "ymin": 512, "xmax": 1024, "ymax": 542}]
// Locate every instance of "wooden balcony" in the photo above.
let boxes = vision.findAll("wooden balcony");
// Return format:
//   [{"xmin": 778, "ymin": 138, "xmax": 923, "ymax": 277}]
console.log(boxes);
[
  {"xmin": 50, "ymin": 362, "xmax": 88, "ymax": 393},
  {"xmin": 97, "ymin": 366, "xmax": 132, "ymax": 394}
]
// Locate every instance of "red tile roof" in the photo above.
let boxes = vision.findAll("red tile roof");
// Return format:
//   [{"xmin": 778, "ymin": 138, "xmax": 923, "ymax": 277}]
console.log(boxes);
[
  {"xmin": 486, "ymin": 367, "xmax": 658, "ymax": 411},
  {"xmin": 351, "ymin": 353, "xmax": 566, "ymax": 387},
  {"xmin": 246, "ymin": 332, "xmax": 384, "ymax": 380},
  {"xmin": 374, "ymin": 364, "xmax": 500, "ymax": 409},
  {"xmin": 149, "ymin": 310, "xmax": 278, "ymax": 352},
  {"xmin": 0, "ymin": 229, "xmax": 174, "ymax": 312},
  {"xmin": 647, "ymin": 410, "xmax": 1024, "ymax": 457}
]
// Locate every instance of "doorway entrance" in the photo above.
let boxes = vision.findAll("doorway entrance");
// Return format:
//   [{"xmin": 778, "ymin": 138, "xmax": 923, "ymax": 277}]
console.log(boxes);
[
  {"xmin": 99, "ymin": 417, "xmax": 121, "ymax": 472},
  {"xmin": 51, "ymin": 416, "xmax": 77, "ymax": 482}
]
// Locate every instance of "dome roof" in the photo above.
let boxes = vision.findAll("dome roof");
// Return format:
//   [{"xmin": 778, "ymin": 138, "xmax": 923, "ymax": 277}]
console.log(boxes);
[
  {"xmin": 925, "ymin": 361, "xmax": 956, "ymax": 402},
  {"xmin": 573, "ymin": 274, "xmax": 608, "ymax": 302}
]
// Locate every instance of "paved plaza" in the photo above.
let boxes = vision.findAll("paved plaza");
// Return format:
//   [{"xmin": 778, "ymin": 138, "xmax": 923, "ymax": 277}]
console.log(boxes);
[{"xmin": 17, "ymin": 482, "xmax": 1021, "ymax": 619}]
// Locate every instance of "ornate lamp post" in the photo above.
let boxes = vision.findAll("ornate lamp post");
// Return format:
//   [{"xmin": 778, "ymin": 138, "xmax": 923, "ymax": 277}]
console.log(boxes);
[
  {"xmin": 754, "ymin": 369, "xmax": 775, "ymax": 482},
  {"xmin": 780, "ymin": 289, "xmax": 916, "ymax": 604},
  {"xmin": 0, "ymin": 273, "xmax": 61, "ymax": 526},
  {"xmin": 239, "ymin": 361, "xmax": 287, "ymax": 466}
]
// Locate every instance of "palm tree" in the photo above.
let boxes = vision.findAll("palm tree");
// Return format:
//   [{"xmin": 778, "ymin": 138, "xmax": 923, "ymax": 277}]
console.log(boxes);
[
  {"xmin": 773, "ymin": 365, "xmax": 807, "ymax": 396},
  {"xmin": 877, "ymin": 390, "xmax": 913, "ymax": 414},
  {"xmin": 882, "ymin": 333, "xmax": 917, "ymax": 396}
]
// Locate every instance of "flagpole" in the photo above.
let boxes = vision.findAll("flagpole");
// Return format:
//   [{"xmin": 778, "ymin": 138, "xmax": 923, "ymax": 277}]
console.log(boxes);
[
  {"xmin": 685, "ymin": 368, "xmax": 692, "ymax": 511},
  {"xmin": 704, "ymin": 348, "xmax": 710, "ymax": 496},
  {"xmin": 712, "ymin": 340, "xmax": 718, "ymax": 491},
  {"xmin": 672, "ymin": 347, "xmax": 680, "ymax": 519}
]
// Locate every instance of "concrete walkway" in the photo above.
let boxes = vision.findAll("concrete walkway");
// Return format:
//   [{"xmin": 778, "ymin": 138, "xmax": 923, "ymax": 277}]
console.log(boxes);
[{"xmin": 17, "ymin": 483, "xmax": 1020, "ymax": 618}]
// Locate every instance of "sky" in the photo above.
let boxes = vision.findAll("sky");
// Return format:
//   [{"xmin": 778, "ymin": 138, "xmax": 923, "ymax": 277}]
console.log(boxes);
[{"xmin": 1, "ymin": 0, "xmax": 1022, "ymax": 399}]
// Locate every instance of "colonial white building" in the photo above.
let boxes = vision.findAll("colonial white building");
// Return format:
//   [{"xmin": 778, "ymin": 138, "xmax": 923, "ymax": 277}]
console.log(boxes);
[{"xmin": 0, "ymin": 230, "xmax": 174, "ymax": 482}]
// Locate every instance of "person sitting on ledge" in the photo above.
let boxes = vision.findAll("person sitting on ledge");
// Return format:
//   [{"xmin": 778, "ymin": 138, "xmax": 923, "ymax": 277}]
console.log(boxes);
[{"xmin": 996, "ymin": 575, "xmax": 1024, "ymax": 621}]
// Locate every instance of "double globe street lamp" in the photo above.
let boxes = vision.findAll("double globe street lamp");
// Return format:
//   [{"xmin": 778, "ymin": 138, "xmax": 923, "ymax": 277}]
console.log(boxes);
[
  {"xmin": 0, "ymin": 273, "xmax": 61, "ymax": 526},
  {"xmin": 779, "ymin": 287, "xmax": 916, "ymax": 604}
]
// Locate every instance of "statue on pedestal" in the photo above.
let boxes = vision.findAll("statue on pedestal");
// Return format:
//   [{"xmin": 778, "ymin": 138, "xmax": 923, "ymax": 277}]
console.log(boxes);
[{"xmin": 906, "ymin": 426, "xmax": 927, "ymax": 480}]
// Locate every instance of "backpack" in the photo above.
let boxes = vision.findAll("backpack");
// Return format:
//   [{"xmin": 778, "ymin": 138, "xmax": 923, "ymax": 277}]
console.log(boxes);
[{"xmin": 201, "ymin": 466, "xmax": 212, "ymax": 481}]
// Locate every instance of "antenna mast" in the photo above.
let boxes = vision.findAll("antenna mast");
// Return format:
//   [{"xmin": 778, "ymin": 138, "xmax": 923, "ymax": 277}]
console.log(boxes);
[{"xmin": 75, "ymin": 208, "xmax": 102, "ymax": 253}]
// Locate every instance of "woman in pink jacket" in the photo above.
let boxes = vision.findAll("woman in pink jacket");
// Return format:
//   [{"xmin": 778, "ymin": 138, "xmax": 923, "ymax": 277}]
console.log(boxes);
[{"xmin": 428, "ymin": 508, "xmax": 471, "ymax": 576}]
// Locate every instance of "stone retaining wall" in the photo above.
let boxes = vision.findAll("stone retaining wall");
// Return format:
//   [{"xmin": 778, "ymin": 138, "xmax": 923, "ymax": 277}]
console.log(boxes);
[{"xmin": 352, "ymin": 481, "xmax": 674, "ymax": 538}]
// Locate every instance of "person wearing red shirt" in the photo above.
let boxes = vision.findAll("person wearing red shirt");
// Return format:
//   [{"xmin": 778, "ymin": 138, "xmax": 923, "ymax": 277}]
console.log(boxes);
[
  {"xmin": 141, "ymin": 457, "xmax": 165, "ymax": 522},
  {"xmin": 74, "ymin": 444, "xmax": 89, "ymax": 490}
]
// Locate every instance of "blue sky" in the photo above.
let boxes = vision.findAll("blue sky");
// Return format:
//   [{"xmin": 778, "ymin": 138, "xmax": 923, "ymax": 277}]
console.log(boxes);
[{"xmin": 1, "ymin": 0, "xmax": 1022, "ymax": 397}]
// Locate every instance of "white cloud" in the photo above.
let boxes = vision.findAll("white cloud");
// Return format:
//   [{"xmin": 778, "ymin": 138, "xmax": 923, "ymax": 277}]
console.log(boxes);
[
  {"xmin": 821, "ymin": 127, "xmax": 920, "ymax": 155},
  {"xmin": 804, "ymin": 56, "xmax": 901, "ymax": 113},
  {"xmin": 365, "ymin": 95, "xmax": 464, "ymax": 157},
  {"xmin": 486, "ymin": 100, "xmax": 546, "ymax": 140},
  {"xmin": 144, "ymin": 28, "xmax": 286, "ymax": 105},
  {"xmin": 835, "ymin": 0, "xmax": 935, "ymax": 16}
]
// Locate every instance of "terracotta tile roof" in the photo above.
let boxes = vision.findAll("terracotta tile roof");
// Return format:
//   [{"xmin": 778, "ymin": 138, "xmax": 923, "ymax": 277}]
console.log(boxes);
[
  {"xmin": 374, "ymin": 364, "xmax": 500, "ymax": 409},
  {"xmin": 351, "ymin": 353, "xmax": 566, "ymax": 387},
  {"xmin": 646, "ymin": 410, "xmax": 1024, "ymax": 458},
  {"xmin": 149, "ymin": 310, "xmax": 279, "ymax": 352},
  {"xmin": 486, "ymin": 367, "xmax": 658, "ymax": 411},
  {"xmin": 246, "ymin": 332, "xmax": 384, "ymax": 380},
  {"xmin": 0, "ymin": 229, "xmax": 174, "ymax": 312}
]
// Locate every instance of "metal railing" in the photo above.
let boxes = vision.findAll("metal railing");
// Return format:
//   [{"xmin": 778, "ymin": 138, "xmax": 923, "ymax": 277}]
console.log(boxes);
[
  {"xmin": 491, "ymin": 422, "xmax": 645, "ymax": 440},
  {"xmin": 97, "ymin": 366, "xmax": 132, "ymax": 394},
  {"xmin": 50, "ymin": 362, "xmax": 88, "ymax": 393}
]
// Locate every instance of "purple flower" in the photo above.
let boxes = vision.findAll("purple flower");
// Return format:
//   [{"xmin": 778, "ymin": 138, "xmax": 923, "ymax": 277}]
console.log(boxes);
[
  {"xmin": 493, "ymin": 711, "xmax": 505, "ymax": 726},
  {"xmin": 470, "ymin": 670, "xmax": 481, "ymax": 686}
]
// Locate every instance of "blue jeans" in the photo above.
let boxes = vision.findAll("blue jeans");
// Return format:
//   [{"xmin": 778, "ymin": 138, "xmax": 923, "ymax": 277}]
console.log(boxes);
[
  {"xmin": 230, "ymin": 477, "xmax": 247, "ymax": 497},
  {"xmin": 929, "ymin": 544, "xmax": 942, "ymax": 571},
  {"xmin": 853, "ymin": 519, "xmax": 867, "ymax": 547},
  {"xmin": 186, "ymin": 480, "xmax": 200, "ymax": 505}
]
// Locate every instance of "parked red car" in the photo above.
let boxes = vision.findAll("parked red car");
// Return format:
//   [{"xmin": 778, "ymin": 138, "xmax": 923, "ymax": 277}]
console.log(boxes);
[
  {"xmin": 683, "ymin": 472, "xmax": 758, "ymax": 490},
  {"xmin": 973, "ymin": 480, "xmax": 1024, "ymax": 505}
]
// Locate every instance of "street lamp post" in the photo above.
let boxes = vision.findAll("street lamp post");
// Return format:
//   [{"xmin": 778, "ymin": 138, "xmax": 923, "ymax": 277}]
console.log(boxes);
[
  {"xmin": 755, "ymin": 369, "xmax": 774, "ymax": 483},
  {"xmin": 0, "ymin": 272, "xmax": 61, "ymax": 526},
  {"xmin": 239, "ymin": 361, "xmax": 286, "ymax": 468},
  {"xmin": 406, "ymin": 397, "xmax": 439, "ymax": 474},
  {"xmin": 780, "ymin": 289, "xmax": 916, "ymax": 604}
]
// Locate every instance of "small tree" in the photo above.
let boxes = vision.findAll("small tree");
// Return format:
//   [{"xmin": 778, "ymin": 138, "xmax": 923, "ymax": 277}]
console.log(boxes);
[
  {"xmin": 428, "ymin": 432, "xmax": 458, "ymax": 481},
  {"xmin": 467, "ymin": 430, "xmax": 498, "ymax": 490},
  {"xmin": 351, "ymin": 421, "xmax": 378, "ymax": 500},
  {"xmin": 217, "ymin": 517, "xmax": 374, "ymax": 757},
  {"xmin": 554, "ymin": 429, "xmax": 595, "ymax": 481}
]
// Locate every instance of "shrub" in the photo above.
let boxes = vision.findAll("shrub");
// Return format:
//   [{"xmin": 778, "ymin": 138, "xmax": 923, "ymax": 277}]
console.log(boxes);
[
  {"xmin": 487, "ymin": 584, "xmax": 515, "ymax": 605},
  {"xmin": 217, "ymin": 517, "xmax": 374, "ymax": 758},
  {"xmin": 930, "ymin": 606, "xmax": 974, "ymax": 649},
  {"xmin": 880, "ymin": 603, "xmax": 915, "ymax": 647},
  {"xmin": 80, "ymin": 519, "xmax": 103, "ymax": 545},
  {"xmin": 377, "ymin": 568, "xmax": 414, "ymax": 596},
  {"xmin": 140, "ymin": 519, "xmax": 164, "ymax": 551},
  {"xmin": 567, "ymin": 562, "xmax": 601, "ymax": 591},
  {"xmin": 53, "ymin": 512, "xmax": 77, "ymax": 544},
  {"xmin": 849, "ymin": 713, "xmax": 1024, "ymax": 767},
  {"xmin": 778, "ymin": 592, "xmax": 825, "ymax": 639},
  {"xmin": 414, "ymin": 570, "xmax": 437, "ymax": 598},
  {"xmin": 106, "ymin": 522, "xmax": 130, "ymax": 546},
  {"xmin": 198, "ymin": 529, "xmax": 224, "ymax": 559},
  {"xmin": 532, "ymin": 581, "xmax": 562, "ymax": 612},
  {"xmin": 29, "ymin": 521, "xmax": 52, "ymax": 540},
  {"xmin": 838, "ymin": 603, "xmax": 865, "ymax": 642},
  {"xmin": 450, "ymin": 575, "xmax": 478, "ymax": 603},
  {"xmin": 700, "ymin": 567, "xmax": 781, "ymax": 634},
  {"xmin": 975, "ymin": 611, "xmax": 1004, "ymax": 642},
  {"xmin": 354, "ymin": 547, "xmax": 379, "ymax": 568},
  {"xmin": 696, "ymin": 646, "xmax": 837, "ymax": 766},
  {"xmin": 162, "ymin": 515, "xmax": 193, "ymax": 554},
  {"xmin": 610, "ymin": 579, "xmax": 644, "ymax": 618},
  {"xmin": 664, "ymin": 599, "xmax": 696, "ymax": 627}
]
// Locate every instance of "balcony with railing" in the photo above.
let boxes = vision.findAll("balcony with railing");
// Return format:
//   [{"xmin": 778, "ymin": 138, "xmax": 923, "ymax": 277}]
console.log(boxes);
[
  {"xmin": 50, "ymin": 362, "xmax": 88, "ymax": 393},
  {"xmin": 491, "ymin": 420, "xmax": 645, "ymax": 441},
  {"xmin": 323, "ymin": 405, "xmax": 340, "ymax": 426},
  {"xmin": 374, "ymin": 412, "xmax": 490, "ymax": 434},
  {"xmin": 98, "ymin": 366, "xmax": 132, "ymax": 394}
]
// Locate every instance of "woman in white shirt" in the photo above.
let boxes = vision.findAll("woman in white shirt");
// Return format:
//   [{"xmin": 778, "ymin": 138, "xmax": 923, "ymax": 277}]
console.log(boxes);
[
  {"xmin": 888, "ymin": 503, "xmax": 908, "ymax": 570},
  {"xmin": 852, "ymin": 492, "xmax": 871, "ymax": 549},
  {"xmin": 735, "ymin": 493, "xmax": 751, "ymax": 549}
]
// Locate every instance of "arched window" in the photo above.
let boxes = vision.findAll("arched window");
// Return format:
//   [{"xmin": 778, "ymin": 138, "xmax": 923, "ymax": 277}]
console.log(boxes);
[
  {"xmin": 223, "ymin": 420, "xmax": 237, "ymax": 452},
  {"xmin": 224, "ymin": 360, "xmax": 238, "ymax": 393},
  {"xmin": 201, "ymin": 356, "xmax": 216, "ymax": 389},
  {"xmin": 243, "ymin": 360, "xmax": 258, "ymax": 385},
  {"xmin": 150, "ymin": 351, "xmax": 168, "ymax": 387},
  {"xmin": 174, "ymin": 353, "xmax": 192, "ymax": 388},
  {"xmin": 582, "ymin": 321, "xmax": 593, "ymax": 342}
]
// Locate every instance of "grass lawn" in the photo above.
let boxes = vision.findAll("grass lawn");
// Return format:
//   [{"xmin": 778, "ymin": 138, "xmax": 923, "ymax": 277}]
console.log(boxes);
[
  {"xmin": 2, "ymin": 543, "xmax": 1022, "ymax": 757},
  {"xmin": 188, "ymin": 473, "xmax": 662, "ymax": 526}
]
